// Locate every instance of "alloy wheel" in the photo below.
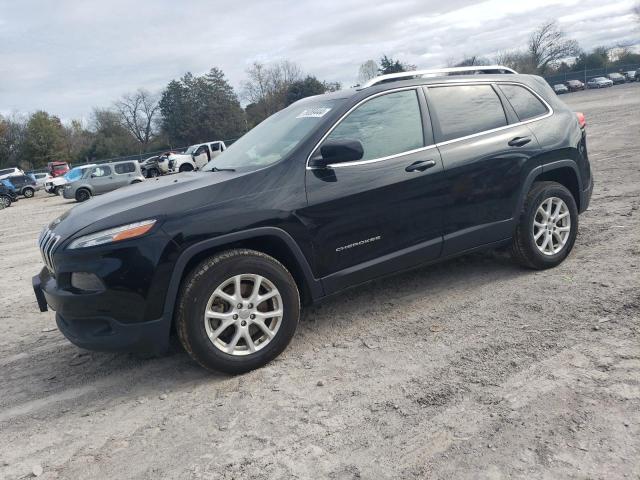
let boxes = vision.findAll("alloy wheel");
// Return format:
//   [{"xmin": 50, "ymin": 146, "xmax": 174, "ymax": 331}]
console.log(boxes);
[
  {"xmin": 0, "ymin": 196, "xmax": 9, "ymax": 209},
  {"xmin": 533, "ymin": 197, "xmax": 571, "ymax": 256},
  {"xmin": 203, "ymin": 274, "xmax": 283, "ymax": 356}
]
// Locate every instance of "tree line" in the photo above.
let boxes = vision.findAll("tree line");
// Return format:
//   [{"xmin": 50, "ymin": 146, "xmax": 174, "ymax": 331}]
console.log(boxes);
[{"xmin": 0, "ymin": 62, "xmax": 342, "ymax": 170}]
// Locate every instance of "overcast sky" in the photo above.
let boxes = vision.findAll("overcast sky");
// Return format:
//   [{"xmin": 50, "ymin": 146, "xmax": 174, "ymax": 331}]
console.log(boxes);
[{"xmin": 1, "ymin": 0, "xmax": 638, "ymax": 121}]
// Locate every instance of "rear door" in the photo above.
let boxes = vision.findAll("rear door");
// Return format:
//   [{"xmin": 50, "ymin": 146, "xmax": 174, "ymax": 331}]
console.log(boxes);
[
  {"xmin": 303, "ymin": 88, "xmax": 444, "ymax": 292},
  {"xmin": 425, "ymin": 82, "xmax": 543, "ymax": 255}
]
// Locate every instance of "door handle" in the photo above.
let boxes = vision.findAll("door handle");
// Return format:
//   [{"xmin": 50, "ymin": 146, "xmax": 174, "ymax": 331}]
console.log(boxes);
[
  {"xmin": 508, "ymin": 136, "xmax": 532, "ymax": 147},
  {"xmin": 405, "ymin": 160, "xmax": 436, "ymax": 172}
]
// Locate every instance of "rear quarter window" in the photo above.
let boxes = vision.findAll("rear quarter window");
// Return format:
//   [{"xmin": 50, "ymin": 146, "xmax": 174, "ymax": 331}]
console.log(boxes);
[
  {"xmin": 428, "ymin": 85, "xmax": 507, "ymax": 142},
  {"xmin": 114, "ymin": 162, "xmax": 136, "ymax": 174},
  {"xmin": 498, "ymin": 84, "xmax": 549, "ymax": 121}
]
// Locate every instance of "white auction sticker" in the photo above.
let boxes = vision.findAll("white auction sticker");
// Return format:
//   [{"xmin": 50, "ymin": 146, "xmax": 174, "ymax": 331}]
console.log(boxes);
[{"xmin": 296, "ymin": 107, "xmax": 332, "ymax": 118}]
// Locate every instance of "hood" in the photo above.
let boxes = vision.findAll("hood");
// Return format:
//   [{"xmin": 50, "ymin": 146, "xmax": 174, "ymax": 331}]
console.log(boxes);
[{"xmin": 49, "ymin": 170, "xmax": 243, "ymax": 240}]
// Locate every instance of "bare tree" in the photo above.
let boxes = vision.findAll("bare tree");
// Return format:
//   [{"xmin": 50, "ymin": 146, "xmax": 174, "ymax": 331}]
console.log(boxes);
[
  {"xmin": 358, "ymin": 60, "xmax": 379, "ymax": 83},
  {"xmin": 242, "ymin": 60, "xmax": 303, "ymax": 118},
  {"xmin": 453, "ymin": 55, "xmax": 491, "ymax": 67},
  {"xmin": 494, "ymin": 50, "xmax": 538, "ymax": 74},
  {"xmin": 528, "ymin": 21, "xmax": 580, "ymax": 74},
  {"xmin": 114, "ymin": 89, "xmax": 160, "ymax": 146}
]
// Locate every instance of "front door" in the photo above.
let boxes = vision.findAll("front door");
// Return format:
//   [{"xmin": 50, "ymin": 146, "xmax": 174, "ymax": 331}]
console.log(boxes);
[
  {"xmin": 88, "ymin": 165, "xmax": 113, "ymax": 194},
  {"xmin": 302, "ymin": 88, "xmax": 445, "ymax": 293}
]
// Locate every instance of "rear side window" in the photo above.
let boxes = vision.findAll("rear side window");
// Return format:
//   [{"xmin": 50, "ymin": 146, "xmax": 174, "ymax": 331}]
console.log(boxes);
[
  {"xmin": 325, "ymin": 89, "xmax": 424, "ymax": 161},
  {"xmin": 428, "ymin": 85, "xmax": 507, "ymax": 142},
  {"xmin": 498, "ymin": 84, "xmax": 548, "ymax": 121},
  {"xmin": 114, "ymin": 162, "xmax": 135, "ymax": 174}
]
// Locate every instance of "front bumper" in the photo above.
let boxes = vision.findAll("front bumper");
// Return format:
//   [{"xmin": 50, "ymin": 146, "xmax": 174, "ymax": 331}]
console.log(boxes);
[
  {"xmin": 33, "ymin": 270, "xmax": 169, "ymax": 354},
  {"xmin": 32, "ymin": 232, "xmax": 178, "ymax": 354}
]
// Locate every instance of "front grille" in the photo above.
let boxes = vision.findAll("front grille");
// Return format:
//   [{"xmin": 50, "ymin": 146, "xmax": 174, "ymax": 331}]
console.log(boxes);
[{"xmin": 38, "ymin": 227, "xmax": 61, "ymax": 274}]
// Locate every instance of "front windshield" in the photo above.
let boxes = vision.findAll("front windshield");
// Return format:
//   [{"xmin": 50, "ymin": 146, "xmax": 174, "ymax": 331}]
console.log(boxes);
[
  {"xmin": 203, "ymin": 98, "xmax": 343, "ymax": 171},
  {"xmin": 184, "ymin": 145, "xmax": 198, "ymax": 155},
  {"xmin": 65, "ymin": 167, "xmax": 85, "ymax": 182}
]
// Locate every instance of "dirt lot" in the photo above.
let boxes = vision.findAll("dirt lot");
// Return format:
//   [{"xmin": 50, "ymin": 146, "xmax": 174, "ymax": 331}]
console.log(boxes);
[{"xmin": 1, "ymin": 83, "xmax": 639, "ymax": 480}]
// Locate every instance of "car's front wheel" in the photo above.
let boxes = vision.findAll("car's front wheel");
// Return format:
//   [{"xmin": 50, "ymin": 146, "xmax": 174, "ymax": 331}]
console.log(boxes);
[
  {"xmin": 23, "ymin": 187, "xmax": 35, "ymax": 198},
  {"xmin": 178, "ymin": 163, "xmax": 194, "ymax": 173},
  {"xmin": 510, "ymin": 181, "xmax": 578, "ymax": 270},
  {"xmin": 0, "ymin": 195, "xmax": 11, "ymax": 209},
  {"xmin": 176, "ymin": 249, "xmax": 300, "ymax": 374},
  {"xmin": 75, "ymin": 188, "xmax": 91, "ymax": 202}
]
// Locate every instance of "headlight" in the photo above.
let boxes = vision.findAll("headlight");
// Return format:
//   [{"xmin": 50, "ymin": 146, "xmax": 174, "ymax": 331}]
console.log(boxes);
[{"xmin": 67, "ymin": 219, "xmax": 156, "ymax": 249}]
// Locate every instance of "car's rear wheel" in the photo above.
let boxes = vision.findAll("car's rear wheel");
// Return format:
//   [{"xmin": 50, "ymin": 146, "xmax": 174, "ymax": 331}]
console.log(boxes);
[
  {"xmin": 0, "ymin": 195, "xmax": 11, "ymax": 209},
  {"xmin": 23, "ymin": 187, "xmax": 35, "ymax": 198},
  {"xmin": 75, "ymin": 188, "xmax": 91, "ymax": 202},
  {"xmin": 510, "ymin": 181, "xmax": 578, "ymax": 269},
  {"xmin": 176, "ymin": 249, "xmax": 300, "ymax": 374}
]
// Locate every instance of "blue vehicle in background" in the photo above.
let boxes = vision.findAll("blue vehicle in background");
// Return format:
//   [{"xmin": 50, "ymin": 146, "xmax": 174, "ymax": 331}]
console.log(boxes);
[{"xmin": 0, "ymin": 179, "xmax": 20, "ymax": 209}]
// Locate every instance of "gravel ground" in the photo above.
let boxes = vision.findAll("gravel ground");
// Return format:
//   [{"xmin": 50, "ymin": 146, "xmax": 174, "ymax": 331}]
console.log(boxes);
[{"xmin": 0, "ymin": 83, "xmax": 639, "ymax": 480}]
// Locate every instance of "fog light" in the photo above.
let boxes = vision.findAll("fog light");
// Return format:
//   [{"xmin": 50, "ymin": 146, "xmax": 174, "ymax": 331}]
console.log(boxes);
[{"xmin": 71, "ymin": 272, "xmax": 104, "ymax": 292}]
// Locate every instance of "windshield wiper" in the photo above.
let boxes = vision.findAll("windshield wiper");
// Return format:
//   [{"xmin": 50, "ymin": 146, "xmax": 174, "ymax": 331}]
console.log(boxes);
[{"xmin": 208, "ymin": 167, "xmax": 236, "ymax": 172}]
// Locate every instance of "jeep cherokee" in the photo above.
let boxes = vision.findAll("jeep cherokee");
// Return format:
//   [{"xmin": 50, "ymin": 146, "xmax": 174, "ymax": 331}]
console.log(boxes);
[{"xmin": 33, "ymin": 67, "xmax": 593, "ymax": 374}]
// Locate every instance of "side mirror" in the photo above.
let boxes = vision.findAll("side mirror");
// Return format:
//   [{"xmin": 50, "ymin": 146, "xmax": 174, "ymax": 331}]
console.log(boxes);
[{"xmin": 309, "ymin": 139, "xmax": 364, "ymax": 168}]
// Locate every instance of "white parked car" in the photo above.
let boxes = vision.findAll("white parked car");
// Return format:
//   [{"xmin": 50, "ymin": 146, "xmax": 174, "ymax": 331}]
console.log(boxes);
[
  {"xmin": 30, "ymin": 172, "xmax": 49, "ymax": 188},
  {"xmin": 44, "ymin": 164, "xmax": 96, "ymax": 195},
  {"xmin": 0, "ymin": 167, "xmax": 24, "ymax": 181},
  {"xmin": 160, "ymin": 141, "xmax": 227, "ymax": 174}
]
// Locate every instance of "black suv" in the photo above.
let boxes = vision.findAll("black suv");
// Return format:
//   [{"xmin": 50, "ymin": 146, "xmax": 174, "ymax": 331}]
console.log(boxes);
[{"xmin": 33, "ymin": 70, "xmax": 593, "ymax": 374}]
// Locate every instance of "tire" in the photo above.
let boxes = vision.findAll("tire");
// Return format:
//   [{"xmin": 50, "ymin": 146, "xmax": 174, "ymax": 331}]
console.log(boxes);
[
  {"xmin": 176, "ymin": 249, "xmax": 300, "ymax": 374},
  {"xmin": 23, "ymin": 187, "xmax": 35, "ymax": 198},
  {"xmin": 53, "ymin": 186, "xmax": 61, "ymax": 196},
  {"xmin": 131, "ymin": 179, "xmax": 142, "ymax": 184},
  {"xmin": 0, "ymin": 195, "xmax": 11, "ymax": 209},
  {"xmin": 510, "ymin": 181, "xmax": 578, "ymax": 270},
  {"xmin": 178, "ymin": 163, "xmax": 194, "ymax": 173},
  {"xmin": 149, "ymin": 169, "xmax": 159, "ymax": 178},
  {"xmin": 75, "ymin": 188, "xmax": 91, "ymax": 202}
]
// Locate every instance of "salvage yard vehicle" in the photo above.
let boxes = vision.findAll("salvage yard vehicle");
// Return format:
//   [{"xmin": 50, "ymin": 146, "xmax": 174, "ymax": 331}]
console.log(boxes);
[
  {"xmin": 564, "ymin": 79, "xmax": 585, "ymax": 91},
  {"xmin": 0, "ymin": 181, "xmax": 19, "ymax": 209},
  {"xmin": 47, "ymin": 161, "xmax": 70, "ymax": 178},
  {"xmin": 160, "ymin": 141, "xmax": 227, "ymax": 173},
  {"xmin": 2, "ymin": 174, "xmax": 37, "ymax": 198},
  {"xmin": 62, "ymin": 160, "xmax": 145, "ymax": 202},
  {"xmin": 140, "ymin": 155, "xmax": 162, "ymax": 178},
  {"xmin": 45, "ymin": 164, "xmax": 96, "ymax": 195},
  {"xmin": 587, "ymin": 77, "xmax": 613, "ymax": 88},
  {"xmin": 33, "ymin": 66, "xmax": 593, "ymax": 374},
  {"xmin": 553, "ymin": 83, "xmax": 568, "ymax": 94},
  {"xmin": 605, "ymin": 73, "xmax": 626, "ymax": 85},
  {"xmin": 0, "ymin": 167, "xmax": 24, "ymax": 181}
]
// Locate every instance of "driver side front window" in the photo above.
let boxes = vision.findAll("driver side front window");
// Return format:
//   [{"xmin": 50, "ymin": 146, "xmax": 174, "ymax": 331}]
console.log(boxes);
[{"xmin": 325, "ymin": 89, "xmax": 424, "ymax": 162}]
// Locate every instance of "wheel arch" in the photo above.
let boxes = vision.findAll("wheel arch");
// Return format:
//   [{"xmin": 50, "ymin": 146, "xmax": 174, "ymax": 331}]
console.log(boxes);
[
  {"xmin": 515, "ymin": 161, "xmax": 582, "ymax": 222},
  {"xmin": 161, "ymin": 227, "xmax": 323, "ymax": 336}
]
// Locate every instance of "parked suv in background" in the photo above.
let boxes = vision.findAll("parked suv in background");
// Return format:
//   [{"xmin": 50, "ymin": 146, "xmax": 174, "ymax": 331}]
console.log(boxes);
[
  {"xmin": 605, "ymin": 73, "xmax": 625, "ymax": 85},
  {"xmin": 0, "ymin": 181, "xmax": 19, "ymax": 209},
  {"xmin": 62, "ymin": 161, "xmax": 145, "ymax": 202},
  {"xmin": 2, "ymin": 174, "xmax": 37, "ymax": 198},
  {"xmin": 33, "ymin": 67, "xmax": 593, "ymax": 374},
  {"xmin": 587, "ymin": 77, "xmax": 613, "ymax": 88}
]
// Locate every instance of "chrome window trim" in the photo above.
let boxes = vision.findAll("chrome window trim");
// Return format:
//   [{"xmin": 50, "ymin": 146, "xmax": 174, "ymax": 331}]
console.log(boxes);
[
  {"xmin": 305, "ymin": 86, "xmax": 427, "ymax": 170},
  {"xmin": 427, "ymin": 81, "xmax": 553, "ymax": 147},
  {"xmin": 306, "ymin": 81, "xmax": 552, "ymax": 170}
]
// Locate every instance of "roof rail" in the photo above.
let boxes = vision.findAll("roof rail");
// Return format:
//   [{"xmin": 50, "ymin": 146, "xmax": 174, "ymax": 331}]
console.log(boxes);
[{"xmin": 360, "ymin": 65, "xmax": 518, "ymax": 88}]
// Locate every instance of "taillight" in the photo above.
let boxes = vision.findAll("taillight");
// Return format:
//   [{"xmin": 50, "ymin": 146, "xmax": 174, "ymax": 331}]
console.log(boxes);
[{"xmin": 576, "ymin": 112, "xmax": 586, "ymax": 129}]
